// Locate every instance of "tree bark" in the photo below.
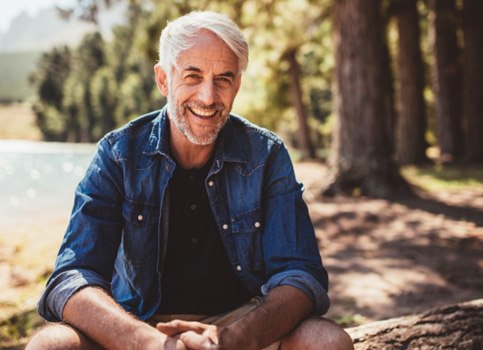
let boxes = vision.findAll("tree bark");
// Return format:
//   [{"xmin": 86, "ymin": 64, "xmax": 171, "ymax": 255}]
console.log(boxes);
[
  {"xmin": 394, "ymin": 0, "xmax": 428, "ymax": 165},
  {"xmin": 347, "ymin": 299, "xmax": 483, "ymax": 349},
  {"xmin": 286, "ymin": 47, "xmax": 316, "ymax": 160},
  {"xmin": 429, "ymin": 0, "xmax": 464, "ymax": 162},
  {"xmin": 462, "ymin": 0, "xmax": 483, "ymax": 162},
  {"xmin": 324, "ymin": 0, "xmax": 408, "ymax": 198}
]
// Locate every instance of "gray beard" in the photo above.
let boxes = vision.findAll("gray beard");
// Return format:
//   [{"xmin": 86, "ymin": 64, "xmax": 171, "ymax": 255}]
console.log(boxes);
[{"xmin": 167, "ymin": 92, "xmax": 228, "ymax": 146}]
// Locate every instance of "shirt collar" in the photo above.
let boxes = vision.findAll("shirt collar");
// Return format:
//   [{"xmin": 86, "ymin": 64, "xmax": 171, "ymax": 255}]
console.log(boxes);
[{"xmin": 143, "ymin": 105, "xmax": 170, "ymax": 158}]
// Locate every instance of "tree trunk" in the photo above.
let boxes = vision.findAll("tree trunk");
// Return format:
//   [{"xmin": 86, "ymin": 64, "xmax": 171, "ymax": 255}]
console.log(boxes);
[
  {"xmin": 324, "ymin": 0, "xmax": 408, "ymax": 198},
  {"xmin": 394, "ymin": 0, "xmax": 428, "ymax": 165},
  {"xmin": 429, "ymin": 0, "xmax": 464, "ymax": 162},
  {"xmin": 462, "ymin": 0, "xmax": 483, "ymax": 162},
  {"xmin": 347, "ymin": 299, "xmax": 483, "ymax": 349},
  {"xmin": 381, "ymin": 31, "xmax": 397, "ymax": 162},
  {"xmin": 286, "ymin": 47, "xmax": 316, "ymax": 160}
]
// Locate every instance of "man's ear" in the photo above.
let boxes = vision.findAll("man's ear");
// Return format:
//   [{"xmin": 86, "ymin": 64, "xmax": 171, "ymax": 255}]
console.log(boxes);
[{"xmin": 154, "ymin": 64, "xmax": 168, "ymax": 96}]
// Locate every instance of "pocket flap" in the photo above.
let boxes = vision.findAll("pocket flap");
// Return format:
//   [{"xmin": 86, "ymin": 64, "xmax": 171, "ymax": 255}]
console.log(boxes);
[
  {"xmin": 122, "ymin": 199, "xmax": 160, "ymax": 225},
  {"xmin": 231, "ymin": 208, "xmax": 263, "ymax": 233}
]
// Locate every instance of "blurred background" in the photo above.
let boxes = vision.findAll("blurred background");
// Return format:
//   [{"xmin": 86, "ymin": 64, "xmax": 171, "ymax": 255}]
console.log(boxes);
[{"xmin": 0, "ymin": 0, "xmax": 482, "ymax": 348}]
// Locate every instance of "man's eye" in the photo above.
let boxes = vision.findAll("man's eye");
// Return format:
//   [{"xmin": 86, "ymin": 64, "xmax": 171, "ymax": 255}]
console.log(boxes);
[{"xmin": 216, "ymin": 77, "xmax": 232, "ymax": 85}]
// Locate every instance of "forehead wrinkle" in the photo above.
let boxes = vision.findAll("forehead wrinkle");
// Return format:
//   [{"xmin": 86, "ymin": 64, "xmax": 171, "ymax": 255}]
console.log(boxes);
[
  {"xmin": 179, "ymin": 58, "xmax": 237, "ymax": 77},
  {"xmin": 182, "ymin": 65, "xmax": 235, "ymax": 78}
]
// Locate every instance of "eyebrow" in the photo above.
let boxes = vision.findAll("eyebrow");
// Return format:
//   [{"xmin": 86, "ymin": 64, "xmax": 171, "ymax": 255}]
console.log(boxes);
[
  {"xmin": 184, "ymin": 66, "xmax": 202, "ymax": 73},
  {"xmin": 183, "ymin": 66, "xmax": 236, "ymax": 79}
]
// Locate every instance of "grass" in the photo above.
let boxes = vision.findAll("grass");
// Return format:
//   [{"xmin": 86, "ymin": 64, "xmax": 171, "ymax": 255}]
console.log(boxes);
[{"xmin": 401, "ymin": 163, "xmax": 483, "ymax": 192}]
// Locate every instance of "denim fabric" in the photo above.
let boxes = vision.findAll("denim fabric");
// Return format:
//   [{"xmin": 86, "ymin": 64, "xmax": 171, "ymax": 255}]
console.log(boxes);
[{"xmin": 38, "ymin": 106, "xmax": 330, "ymax": 322}]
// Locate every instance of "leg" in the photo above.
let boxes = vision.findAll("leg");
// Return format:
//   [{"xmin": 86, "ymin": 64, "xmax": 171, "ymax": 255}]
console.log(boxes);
[
  {"xmin": 280, "ymin": 317, "xmax": 354, "ymax": 350},
  {"xmin": 25, "ymin": 323, "xmax": 105, "ymax": 350}
]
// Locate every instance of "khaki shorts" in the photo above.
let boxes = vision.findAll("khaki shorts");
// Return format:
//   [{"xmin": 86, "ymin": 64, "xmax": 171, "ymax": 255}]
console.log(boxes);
[{"xmin": 150, "ymin": 297, "xmax": 280, "ymax": 350}]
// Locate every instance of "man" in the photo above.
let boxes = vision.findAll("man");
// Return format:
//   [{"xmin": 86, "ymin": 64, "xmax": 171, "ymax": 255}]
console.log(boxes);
[{"xmin": 27, "ymin": 11, "xmax": 353, "ymax": 350}]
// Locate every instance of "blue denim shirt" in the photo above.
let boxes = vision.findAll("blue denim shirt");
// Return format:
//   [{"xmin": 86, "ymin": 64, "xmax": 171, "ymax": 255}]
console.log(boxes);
[{"xmin": 38, "ymin": 107, "xmax": 330, "ymax": 322}]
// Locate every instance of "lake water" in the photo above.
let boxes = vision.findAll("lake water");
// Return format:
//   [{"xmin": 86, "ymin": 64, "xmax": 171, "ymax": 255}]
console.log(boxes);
[{"xmin": 0, "ymin": 140, "xmax": 97, "ymax": 233}]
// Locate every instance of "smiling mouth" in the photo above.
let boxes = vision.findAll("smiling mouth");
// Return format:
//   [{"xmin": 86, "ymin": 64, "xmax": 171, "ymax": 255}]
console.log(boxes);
[{"xmin": 188, "ymin": 106, "xmax": 219, "ymax": 119}]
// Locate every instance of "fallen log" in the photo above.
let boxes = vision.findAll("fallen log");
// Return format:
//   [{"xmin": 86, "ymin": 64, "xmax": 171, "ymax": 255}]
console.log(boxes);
[{"xmin": 346, "ymin": 299, "xmax": 483, "ymax": 349}]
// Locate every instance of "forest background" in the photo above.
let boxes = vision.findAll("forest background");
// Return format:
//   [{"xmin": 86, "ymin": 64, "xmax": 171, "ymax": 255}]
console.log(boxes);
[{"xmin": 0, "ymin": 0, "xmax": 482, "ymax": 349}]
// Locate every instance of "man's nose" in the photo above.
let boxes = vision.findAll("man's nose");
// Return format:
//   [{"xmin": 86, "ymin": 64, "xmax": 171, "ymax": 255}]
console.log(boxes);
[{"xmin": 198, "ymin": 80, "xmax": 216, "ymax": 105}]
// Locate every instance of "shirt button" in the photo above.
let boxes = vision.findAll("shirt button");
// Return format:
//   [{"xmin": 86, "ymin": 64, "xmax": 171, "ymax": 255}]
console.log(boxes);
[
  {"xmin": 254, "ymin": 222, "xmax": 261, "ymax": 228},
  {"xmin": 208, "ymin": 181, "xmax": 214, "ymax": 187},
  {"xmin": 190, "ymin": 204, "xmax": 197, "ymax": 210},
  {"xmin": 236, "ymin": 265, "xmax": 242, "ymax": 271},
  {"xmin": 191, "ymin": 238, "xmax": 198, "ymax": 244},
  {"xmin": 222, "ymin": 224, "xmax": 229, "ymax": 230},
  {"xmin": 188, "ymin": 175, "xmax": 195, "ymax": 181},
  {"xmin": 137, "ymin": 214, "xmax": 143, "ymax": 222}
]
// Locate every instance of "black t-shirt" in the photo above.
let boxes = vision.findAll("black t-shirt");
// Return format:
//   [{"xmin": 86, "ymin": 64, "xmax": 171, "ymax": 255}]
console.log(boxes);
[{"xmin": 157, "ymin": 161, "xmax": 254, "ymax": 315}]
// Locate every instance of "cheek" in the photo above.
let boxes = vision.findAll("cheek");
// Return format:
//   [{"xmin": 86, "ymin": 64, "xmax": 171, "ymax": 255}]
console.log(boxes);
[
  {"xmin": 171, "ymin": 84, "xmax": 193, "ymax": 101},
  {"xmin": 220, "ymin": 89, "xmax": 238, "ymax": 104}
]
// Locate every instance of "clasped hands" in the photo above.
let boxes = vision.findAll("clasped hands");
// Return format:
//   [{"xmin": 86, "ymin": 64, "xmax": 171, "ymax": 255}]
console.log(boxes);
[{"xmin": 156, "ymin": 320, "xmax": 222, "ymax": 350}]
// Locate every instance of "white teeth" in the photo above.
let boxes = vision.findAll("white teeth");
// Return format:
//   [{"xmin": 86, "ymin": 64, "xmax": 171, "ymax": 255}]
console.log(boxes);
[{"xmin": 190, "ymin": 107, "xmax": 217, "ymax": 117}]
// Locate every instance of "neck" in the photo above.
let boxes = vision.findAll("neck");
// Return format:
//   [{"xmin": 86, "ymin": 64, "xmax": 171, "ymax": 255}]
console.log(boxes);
[{"xmin": 169, "ymin": 121, "xmax": 216, "ymax": 169}]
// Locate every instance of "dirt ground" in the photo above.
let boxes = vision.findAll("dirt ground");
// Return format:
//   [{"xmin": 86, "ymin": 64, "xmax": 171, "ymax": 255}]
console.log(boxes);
[
  {"xmin": 296, "ymin": 162, "xmax": 483, "ymax": 324},
  {"xmin": 0, "ymin": 161, "xmax": 482, "ymax": 347}
]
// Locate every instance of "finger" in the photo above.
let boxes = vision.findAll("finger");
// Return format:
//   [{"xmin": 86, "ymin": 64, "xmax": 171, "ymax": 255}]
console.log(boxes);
[
  {"xmin": 157, "ymin": 320, "xmax": 207, "ymax": 336},
  {"xmin": 180, "ymin": 331, "xmax": 220, "ymax": 350},
  {"xmin": 156, "ymin": 323, "xmax": 181, "ymax": 337}
]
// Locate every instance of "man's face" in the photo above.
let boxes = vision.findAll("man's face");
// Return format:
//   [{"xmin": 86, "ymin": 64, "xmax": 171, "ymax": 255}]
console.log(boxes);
[{"xmin": 156, "ymin": 30, "xmax": 241, "ymax": 146}]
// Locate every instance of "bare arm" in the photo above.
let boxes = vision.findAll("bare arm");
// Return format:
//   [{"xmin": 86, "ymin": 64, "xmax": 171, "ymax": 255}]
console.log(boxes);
[
  {"xmin": 161, "ymin": 285, "xmax": 313, "ymax": 350},
  {"xmin": 62, "ymin": 286, "xmax": 185, "ymax": 350},
  {"xmin": 219, "ymin": 285, "xmax": 313, "ymax": 349}
]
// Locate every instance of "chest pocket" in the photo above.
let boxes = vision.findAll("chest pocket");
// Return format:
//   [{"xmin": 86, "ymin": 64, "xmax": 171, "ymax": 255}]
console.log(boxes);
[
  {"xmin": 122, "ymin": 199, "xmax": 160, "ymax": 265},
  {"xmin": 230, "ymin": 208, "xmax": 264, "ymax": 272}
]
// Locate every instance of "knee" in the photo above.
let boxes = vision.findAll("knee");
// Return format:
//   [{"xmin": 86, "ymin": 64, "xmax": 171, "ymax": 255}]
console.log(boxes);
[
  {"xmin": 26, "ymin": 324, "xmax": 75, "ymax": 350},
  {"xmin": 281, "ymin": 318, "xmax": 354, "ymax": 350},
  {"xmin": 26, "ymin": 323, "xmax": 98, "ymax": 350}
]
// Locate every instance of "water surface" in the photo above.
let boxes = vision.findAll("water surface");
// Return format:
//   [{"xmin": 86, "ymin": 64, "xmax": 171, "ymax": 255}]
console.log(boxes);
[{"xmin": 0, "ymin": 140, "xmax": 96, "ymax": 233}]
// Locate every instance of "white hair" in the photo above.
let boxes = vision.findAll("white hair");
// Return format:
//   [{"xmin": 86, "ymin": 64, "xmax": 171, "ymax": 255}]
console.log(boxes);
[{"xmin": 159, "ymin": 11, "xmax": 249, "ymax": 75}]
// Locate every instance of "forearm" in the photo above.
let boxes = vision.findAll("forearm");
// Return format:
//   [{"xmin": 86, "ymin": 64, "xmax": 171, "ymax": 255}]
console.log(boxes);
[
  {"xmin": 219, "ymin": 285, "xmax": 313, "ymax": 350},
  {"xmin": 62, "ymin": 286, "xmax": 170, "ymax": 350}
]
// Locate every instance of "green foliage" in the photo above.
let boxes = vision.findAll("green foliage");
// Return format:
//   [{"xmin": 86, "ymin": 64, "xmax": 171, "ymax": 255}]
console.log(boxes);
[
  {"xmin": 30, "ymin": 46, "xmax": 72, "ymax": 140},
  {"xmin": 69, "ymin": 32, "xmax": 108, "ymax": 142},
  {"xmin": 29, "ymin": 0, "xmax": 337, "ymax": 145},
  {"xmin": 91, "ymin": 68, "xmax": 117, "ymax": 128},
  {"xmin": 30, "ymin": 2, "xmax": 161, "ymax": 142}
]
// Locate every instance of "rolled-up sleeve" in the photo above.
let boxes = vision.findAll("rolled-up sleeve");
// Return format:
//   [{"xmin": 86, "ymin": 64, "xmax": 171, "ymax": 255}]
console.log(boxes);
[
  {"xmin": 38, "ymin": 269, "xmax": 111, "ymax": 321},
  {"xmin": 261, "ymin": 143, "xmax": 330, "ymax": 315},
  {"xmin": 261, "ymin": 270, "xmax": 330, "ymax": 315}
]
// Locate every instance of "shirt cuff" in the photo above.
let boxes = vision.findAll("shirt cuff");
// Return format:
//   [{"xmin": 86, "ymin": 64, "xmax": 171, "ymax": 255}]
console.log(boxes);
[
  {"xmin": 261, "ymin": 269, "xmax": 330, "ymax": 315},
  {"xmin": 38, "ymin": 269, "xmax": 110, "ymax": 322}
]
